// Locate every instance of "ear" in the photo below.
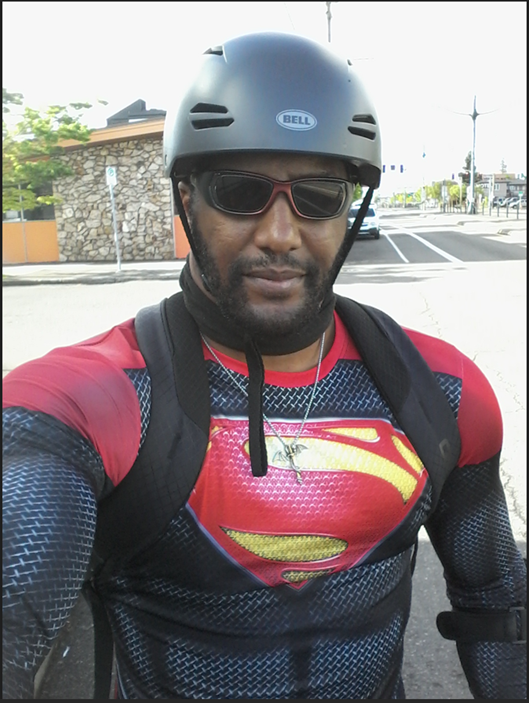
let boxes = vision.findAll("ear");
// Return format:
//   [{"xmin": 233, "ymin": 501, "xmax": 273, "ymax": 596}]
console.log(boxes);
[{"xmin": 177, "ymin": 180, "xmax": 192, "ymax": 218}]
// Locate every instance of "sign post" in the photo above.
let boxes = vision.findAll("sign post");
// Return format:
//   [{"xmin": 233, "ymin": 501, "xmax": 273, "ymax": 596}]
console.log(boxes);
[{"xmin": 106, "ymin": 166, "xmax": 121, "ymax": 272}]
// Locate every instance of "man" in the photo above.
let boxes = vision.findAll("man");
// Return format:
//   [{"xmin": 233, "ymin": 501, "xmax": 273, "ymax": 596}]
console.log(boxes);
[{"xmin": 3, "ymin": 32, "xmax": 526, "ymax": 700}]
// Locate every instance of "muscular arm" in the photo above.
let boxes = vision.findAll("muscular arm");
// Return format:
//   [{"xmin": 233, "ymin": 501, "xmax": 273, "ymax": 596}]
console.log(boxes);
[
  {"xmin": 426, "ymin": 455, "xmax": 527, "ymax": 699},
  {"xmin": 2, "ymin": 408, "xmax": 107, "ymax": 699}
]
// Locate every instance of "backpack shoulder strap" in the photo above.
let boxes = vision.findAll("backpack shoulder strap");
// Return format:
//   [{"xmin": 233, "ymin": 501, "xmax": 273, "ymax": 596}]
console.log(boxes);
[
  {"xmin": 334, "ymin": 295, "xmax": 461, "ymax": 510},
  {"xmin": 92, "ymin": 291, "xmax": 210, "ymax": 564},
  {"xmin": 85, "ymin": 291, "xmax": 211, "ymax": 698}
]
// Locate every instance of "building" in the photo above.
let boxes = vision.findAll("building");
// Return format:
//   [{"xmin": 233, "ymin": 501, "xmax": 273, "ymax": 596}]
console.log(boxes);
[
  {"xmin": 2, "ymin": 100, "xmax": 190, "ymax": 265},
  {"xmin": 481, "ymin": 173, "xmax": 527, "ymax": 203}
]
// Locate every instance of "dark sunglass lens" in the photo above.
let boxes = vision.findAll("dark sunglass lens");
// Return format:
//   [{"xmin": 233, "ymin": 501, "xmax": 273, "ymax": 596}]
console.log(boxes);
[
  {"xmin": 292, "ymin": 181, "xmax": 346, "ymax": 218},
  {"xmin": 212, "ymin": 175, "xmax": 273, "ymax": 213}
]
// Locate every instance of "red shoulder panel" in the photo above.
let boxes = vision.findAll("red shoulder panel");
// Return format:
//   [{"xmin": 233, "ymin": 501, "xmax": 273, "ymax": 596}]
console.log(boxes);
[
  {"xmin": 336, "ymin": 316, "xmax": 503, "ymax": 467},
  {"xmin": 3, "ymin": 319, "xmax": 146, "ymax": 486},
  {"xmin": 404, "ymin": 329, "xmax": 503, "ymax": 466}
]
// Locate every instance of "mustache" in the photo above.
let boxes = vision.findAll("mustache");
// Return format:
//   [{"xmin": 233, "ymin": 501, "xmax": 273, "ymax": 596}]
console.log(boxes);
[{"xmin": 229, "ymin": 253, "xmax": 316, "ymax": 277}]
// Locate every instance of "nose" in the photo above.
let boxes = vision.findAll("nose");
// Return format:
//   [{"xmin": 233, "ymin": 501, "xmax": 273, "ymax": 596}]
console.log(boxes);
[{"xmin": 252, "ymin": 193, "xmax": 302, "ymax": 253}]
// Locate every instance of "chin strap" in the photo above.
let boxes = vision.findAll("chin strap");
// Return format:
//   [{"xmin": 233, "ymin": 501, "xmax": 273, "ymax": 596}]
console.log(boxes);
[
  {"xmin": 172, "ymin": 179, "xmax": 205, "ymax": 273},
  {"xmin": 244, "ymin": 336, "xmax": 268, "ymax": 477},
  {"xmin": 328, "ymin": 186, "xmax": 374, "ymax": 288}
]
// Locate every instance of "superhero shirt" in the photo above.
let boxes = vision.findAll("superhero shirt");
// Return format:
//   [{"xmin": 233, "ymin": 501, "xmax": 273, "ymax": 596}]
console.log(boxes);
[{"xmin": 3, "ymin": 310, "xmax": 526, "ymax": 700}]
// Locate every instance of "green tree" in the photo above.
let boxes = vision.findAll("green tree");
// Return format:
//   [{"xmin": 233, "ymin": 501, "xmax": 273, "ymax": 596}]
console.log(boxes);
[
  {"xmin": 352, "ymin": 183, "xmax": 363, "ymax": 201},
  {"xmin": 458, "ymin": 150, "xmax": 482, "ymax": 186},
  {"xmin": 2, "ymin": 89, "xmax": 97, "ymax": 213},
  {"xmin": 449, "ymin": 183, "xmax": 466, "ymax": 205}
]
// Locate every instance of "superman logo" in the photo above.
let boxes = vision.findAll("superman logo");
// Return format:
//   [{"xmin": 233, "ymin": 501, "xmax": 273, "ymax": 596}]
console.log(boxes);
[{"xmin": 187, "ymin": 418, "xmax": 427, "ymax": 589}]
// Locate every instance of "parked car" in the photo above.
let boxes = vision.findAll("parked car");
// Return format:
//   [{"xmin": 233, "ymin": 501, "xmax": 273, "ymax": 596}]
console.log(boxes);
[
  {"xmin": 502, "ymin": 196, "xmax": 523, "ymax": 208},
  {"xmin": 348, "ymin": 204, "xmax": 380, "ymax": 239}
]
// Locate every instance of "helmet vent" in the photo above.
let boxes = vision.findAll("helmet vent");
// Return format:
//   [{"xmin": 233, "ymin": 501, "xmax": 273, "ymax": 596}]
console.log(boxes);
[
  {"xmin": 348, "ymin": 126, "xmax": 376, "ymax": 140},
  {"xmin": 189, "ymin": 103, "xmax": 234, "ymax": 130},
  {"xmin": 352, "ymin": 114, "xmax": 377, "ymax": 125},
  {"xmin": 190, "ymin": 103, "xmax": 229, "ymax": 114}
]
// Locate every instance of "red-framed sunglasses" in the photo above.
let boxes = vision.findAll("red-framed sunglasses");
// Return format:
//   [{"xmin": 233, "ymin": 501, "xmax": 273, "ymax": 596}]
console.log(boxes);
[{"xmin": 192, "ymin": 171, "xmax": 352, "ymax": 220}]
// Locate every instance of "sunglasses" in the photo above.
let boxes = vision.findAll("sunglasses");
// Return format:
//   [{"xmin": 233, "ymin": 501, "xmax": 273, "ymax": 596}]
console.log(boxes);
[{"xmin": 192, "ymin": 171, "xmax": 351, "ymax": 220}]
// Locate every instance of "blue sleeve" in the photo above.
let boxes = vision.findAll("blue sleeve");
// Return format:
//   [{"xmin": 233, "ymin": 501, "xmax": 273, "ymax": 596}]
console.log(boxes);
[
  {"xmin": 426, "ymin": 455, "xmax": 527, "ymax": 699},
  {"xmin": 2, "ymin": 407, "xmax": 107, "ymax": 699}
]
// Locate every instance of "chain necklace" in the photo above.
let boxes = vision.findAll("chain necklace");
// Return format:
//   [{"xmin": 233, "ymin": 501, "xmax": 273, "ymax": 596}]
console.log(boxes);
[{"xmin": 201, "ymin": 332, "xmax": 326, "ymax": 483}]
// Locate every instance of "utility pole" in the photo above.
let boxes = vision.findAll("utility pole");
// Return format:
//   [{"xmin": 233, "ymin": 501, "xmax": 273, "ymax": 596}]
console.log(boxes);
[
  {"xmin": 18, "ymin": 183, "xmax": 28, "ymax": 263},
  {"xmin": 447, "ymin": 96, "xmax": 496, "ymax": 215},
  {"xmin": 326, "ymin": 2, "xmax": 333, "ymax": 42},
  {"xmin": 421, "ymin": 147, "xmax": 426, "ymax": 210},
  {"xmin": 465, "ymin": 96, "xmax": 495, "ymax": 214},
  {"xmin": 468, "ymin": 96, "xmax": 478, "ymax": 214}
]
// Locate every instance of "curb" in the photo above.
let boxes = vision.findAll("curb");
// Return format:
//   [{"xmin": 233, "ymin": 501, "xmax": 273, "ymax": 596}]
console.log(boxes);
[{"xmin": 3, "ymin": 271, "xmax": 183, "ymax": 287}]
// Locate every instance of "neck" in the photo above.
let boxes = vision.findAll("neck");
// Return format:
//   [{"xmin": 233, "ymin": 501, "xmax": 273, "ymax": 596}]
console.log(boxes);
[
  {"xmin": 179, "ymin": 259, "xmax": 336, "ymax": 367},
  {"xmin": 202, "ymin": 318, "xmax": 335, "ymax": 372}
]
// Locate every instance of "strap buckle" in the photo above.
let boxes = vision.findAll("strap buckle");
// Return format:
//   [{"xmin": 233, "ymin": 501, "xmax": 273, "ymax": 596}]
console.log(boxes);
[{"xmin": 509, "ymin": 606, "xmax": 527, "ymax": 644}]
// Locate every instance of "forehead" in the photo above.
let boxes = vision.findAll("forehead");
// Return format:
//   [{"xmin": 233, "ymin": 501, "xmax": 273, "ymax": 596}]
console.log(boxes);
[{"xmin": 200, "ymin": 152, "xmax": 349, "ymax": 179}]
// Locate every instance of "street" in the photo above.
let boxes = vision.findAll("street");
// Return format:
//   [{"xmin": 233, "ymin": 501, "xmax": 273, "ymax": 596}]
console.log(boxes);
[{"xmin": 3, "ymin": 211, "xmax": 526, "ymax": 699}]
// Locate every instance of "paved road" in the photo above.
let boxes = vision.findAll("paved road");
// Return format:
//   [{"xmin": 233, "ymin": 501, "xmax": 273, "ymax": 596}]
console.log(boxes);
[{"xmin": 3, "ymin": 210, "xmax": 526, "ymax": 699}]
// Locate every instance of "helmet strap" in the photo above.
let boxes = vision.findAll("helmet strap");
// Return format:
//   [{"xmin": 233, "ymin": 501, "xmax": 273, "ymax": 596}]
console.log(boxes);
[
  {"xmin": 327, "ymin": 186, "xmax": 374, "ymax": 289},
  {"xmin": 172, "ymin": 180, "xmax": 213, "ymax": 291}
]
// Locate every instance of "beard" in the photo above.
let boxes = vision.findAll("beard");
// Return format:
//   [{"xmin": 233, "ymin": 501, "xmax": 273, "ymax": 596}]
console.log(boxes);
[{"xmin": 188, "ymin": 215, "xmax": 338, "ymax": 341}]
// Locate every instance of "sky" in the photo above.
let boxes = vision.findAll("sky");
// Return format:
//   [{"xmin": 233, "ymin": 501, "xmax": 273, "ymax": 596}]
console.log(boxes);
[{"xmin": 3, "ymin": 1, "xmax": 527, "ymax": 194}]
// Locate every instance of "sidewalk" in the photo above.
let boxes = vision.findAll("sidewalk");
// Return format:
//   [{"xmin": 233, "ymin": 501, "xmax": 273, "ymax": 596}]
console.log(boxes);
[
  {"xmin": 2, "ymin": 259, "xmax": 187, "ymax": 286},
  {"xmin": 3, "ymin": 210, "xmax": 526, "ymax": 286}
]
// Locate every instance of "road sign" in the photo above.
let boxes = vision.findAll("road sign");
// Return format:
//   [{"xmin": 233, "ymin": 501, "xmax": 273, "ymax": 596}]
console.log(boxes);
[
  {"xmin": 106, "ymin": 166, "xmax": 117, "ymax": 187},
  {"xmin": 105, "ymin": 167, "xmax": 121, "ymax": 271}
]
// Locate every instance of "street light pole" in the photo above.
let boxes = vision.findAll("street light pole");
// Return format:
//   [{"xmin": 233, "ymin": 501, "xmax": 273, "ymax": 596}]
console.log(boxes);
[
  {"xmin": 421, "ymin": 147, "xmax": 426, "ymax": 210},
  {"xmin": 326, "ymin": 1, "xmax": 333, "ymax": 42},
  {"xmin": 442, "ymin": 97, "xmax": 495, "ymax": 215},
  {"xmin": 469, "ymin": 96, "xmax": 478, "ymax": 214}
]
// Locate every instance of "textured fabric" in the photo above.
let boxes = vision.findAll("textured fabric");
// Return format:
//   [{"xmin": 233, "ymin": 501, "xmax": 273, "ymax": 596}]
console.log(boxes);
[
  {"xmin": 2, "ymin": 408, "xmax": 104, "ymax": 699},
  {"xmin": 2, "ymin": 310, "xmax": 526, "ymax": 699}
]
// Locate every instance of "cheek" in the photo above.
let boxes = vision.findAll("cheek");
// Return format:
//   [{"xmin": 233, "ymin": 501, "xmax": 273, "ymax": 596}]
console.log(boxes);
[
  {"xmin": 308, "ymin": 221, "xmax": 347, "ymax": 262},
  {"xmin": 195, "ymin": 212, "xmax": 252, "ymax": 262}
]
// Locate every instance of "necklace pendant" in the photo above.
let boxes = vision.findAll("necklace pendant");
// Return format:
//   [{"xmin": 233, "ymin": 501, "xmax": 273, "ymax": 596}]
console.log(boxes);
[{"xmin": 286, "ymin": 443, "xmax": 303, "ymax": 483}]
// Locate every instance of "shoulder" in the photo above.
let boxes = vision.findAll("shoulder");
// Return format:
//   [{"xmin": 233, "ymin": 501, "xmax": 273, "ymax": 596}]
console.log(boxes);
[
  {"xmin": 398, "ymin": 327, "xmax": 503, "ymax": 466},
  {"xmin": 2, "ymin": 318, "xmax": 147, "ymax": 486},
  {"xmin": 336, "ymin": 307, "xmax": 502, "ymax": 467}
]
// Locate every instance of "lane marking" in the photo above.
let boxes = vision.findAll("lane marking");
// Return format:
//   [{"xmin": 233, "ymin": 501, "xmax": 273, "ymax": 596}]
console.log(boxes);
[
  {"xmin": 381, "ymin": 231, "xmax": 409, "ymax": 262},
  {"xmin": 384, "ymin": 226, "xmax": 463, "ymax": 263}
]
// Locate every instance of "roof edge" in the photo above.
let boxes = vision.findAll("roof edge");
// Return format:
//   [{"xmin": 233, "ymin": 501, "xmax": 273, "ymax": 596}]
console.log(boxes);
[{"xmin": 60, "ymin": 117, "xmax": 166, "ymax": 150}]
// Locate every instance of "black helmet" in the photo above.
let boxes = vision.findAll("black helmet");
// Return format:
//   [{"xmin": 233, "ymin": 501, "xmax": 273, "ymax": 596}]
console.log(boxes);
[{"xmin": 163, "ymin": 31, "xmax": 381, "ymax": 188}]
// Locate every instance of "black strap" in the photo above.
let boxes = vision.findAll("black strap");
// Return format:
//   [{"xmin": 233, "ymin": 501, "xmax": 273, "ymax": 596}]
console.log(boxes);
[
  {"xmin": 437, "ymin": 607, "xmax": 527, "ymax": 644},
  {"xmin": 335, "ymin": 296, "xmax": 461, "ymax": 511},
  {"xmin": 92, "ymin": 296, "xmax": 209, "ymax": 563},
  {"xmin": 87, "ymin": 295, "xmax": 210, "ymax": 700},
  {"xmin": 82, "ymin": 581, "xmax": 114, "ymax": 699}
]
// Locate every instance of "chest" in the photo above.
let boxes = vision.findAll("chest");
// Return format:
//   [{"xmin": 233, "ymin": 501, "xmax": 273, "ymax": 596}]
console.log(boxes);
[{"xmin": 188, "ymin": 364, "xmax": 428, "ymax": 589}]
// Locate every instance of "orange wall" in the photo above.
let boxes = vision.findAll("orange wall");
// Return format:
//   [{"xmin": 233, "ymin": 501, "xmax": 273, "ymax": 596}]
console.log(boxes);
[
  {"xmin": 174, "ymin": 216, "xmax": 190, "ymax": 259},
  {"xmin": 2, "ymin": 221, "xmax": 59, "ymax": 264}
]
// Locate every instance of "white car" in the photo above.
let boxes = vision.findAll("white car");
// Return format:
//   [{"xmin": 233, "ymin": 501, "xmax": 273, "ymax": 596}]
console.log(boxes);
[{"xmin": 348, "ymin": 204, "xmax": 381, "ymax": 239}]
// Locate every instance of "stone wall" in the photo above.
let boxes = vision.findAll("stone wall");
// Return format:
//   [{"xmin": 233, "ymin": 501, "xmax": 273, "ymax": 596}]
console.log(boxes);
[{"xmin": 54, "ymin": 137, "xmax": 175, "ymax": 261}]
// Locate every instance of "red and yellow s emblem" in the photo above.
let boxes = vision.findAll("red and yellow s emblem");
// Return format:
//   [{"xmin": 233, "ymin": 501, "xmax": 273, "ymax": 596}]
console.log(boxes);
[{"xmin": 188, "ymin": 418, "xmax": 427, "ymax": 588}]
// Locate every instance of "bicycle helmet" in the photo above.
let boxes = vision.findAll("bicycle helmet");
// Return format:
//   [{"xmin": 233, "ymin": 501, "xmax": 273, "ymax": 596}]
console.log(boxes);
[{"xmin": 164, "ymin": 31, "xmax": 381, "ymax": 187}]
